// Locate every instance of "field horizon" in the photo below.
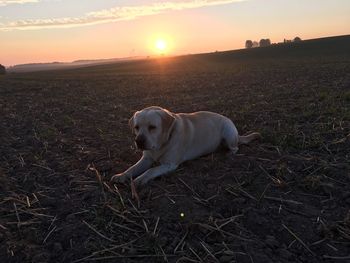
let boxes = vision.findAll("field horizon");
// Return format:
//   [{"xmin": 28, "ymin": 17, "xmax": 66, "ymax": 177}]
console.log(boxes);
[{"xmin": 5, "ymin": 34, "xmax": 350, "ymax": 74}]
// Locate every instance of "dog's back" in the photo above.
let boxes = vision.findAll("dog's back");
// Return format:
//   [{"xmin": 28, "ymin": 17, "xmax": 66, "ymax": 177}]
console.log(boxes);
[{"xmin": 174, "ymin": 111, "xmax": 238, "ymax": 162}]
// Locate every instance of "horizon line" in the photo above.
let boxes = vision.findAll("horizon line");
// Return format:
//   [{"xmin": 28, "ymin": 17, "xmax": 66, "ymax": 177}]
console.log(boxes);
[{"xmin": 4, "ymin": 34, "xmax": 349, "ymax": 68}]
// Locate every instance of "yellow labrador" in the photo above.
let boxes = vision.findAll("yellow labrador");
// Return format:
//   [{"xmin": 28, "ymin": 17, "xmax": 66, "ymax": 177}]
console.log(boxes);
[{"xmin": 111, "ymin": 106, "xmax": 260, "ymax": 185}]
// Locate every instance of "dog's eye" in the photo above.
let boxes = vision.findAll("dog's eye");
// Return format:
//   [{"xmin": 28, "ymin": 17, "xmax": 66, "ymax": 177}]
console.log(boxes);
[
  {"xmin": 134, "ymin": 125, "xmax": 139, "ymax": 131},
  {"xmin": 148, "ymin": 125, "xmax": 156, "ymax": 131}
]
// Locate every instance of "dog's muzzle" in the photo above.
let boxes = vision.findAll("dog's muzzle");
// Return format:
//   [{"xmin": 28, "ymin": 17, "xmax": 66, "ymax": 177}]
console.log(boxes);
[{"xmin": 135, "ymin": 135, "xmax": 147, "ymax": 150}]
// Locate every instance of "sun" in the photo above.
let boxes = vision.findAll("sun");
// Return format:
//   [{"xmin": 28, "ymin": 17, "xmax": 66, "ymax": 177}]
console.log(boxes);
[
  {"xmin": 155, "ymin": 39, "xmax": 167, "ymax": 52},
  {"xmin": 149, "ymin": 36, "xmax": 172, "ymax": 55}
]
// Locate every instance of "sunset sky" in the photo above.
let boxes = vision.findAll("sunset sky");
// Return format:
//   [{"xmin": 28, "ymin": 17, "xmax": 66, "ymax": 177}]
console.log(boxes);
[{"xmin": 1, "ymin": 0, "xmax": 349, "ymax": 66}]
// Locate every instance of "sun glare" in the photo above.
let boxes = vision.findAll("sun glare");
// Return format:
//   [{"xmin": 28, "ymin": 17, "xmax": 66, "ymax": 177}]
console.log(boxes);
[
  {"xmin": 148, "ymin": 35, "xmax": 172, "ymax": 55},
  {"xmin": 155, "ymin": 39, "xmax": 167, "ymax": 52}
]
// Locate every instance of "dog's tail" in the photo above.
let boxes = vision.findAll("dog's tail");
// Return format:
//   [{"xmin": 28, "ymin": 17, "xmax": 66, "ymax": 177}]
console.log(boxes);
[{"xmin": 238, "ymin": 132, "xmax": 261, "ymax": 145}]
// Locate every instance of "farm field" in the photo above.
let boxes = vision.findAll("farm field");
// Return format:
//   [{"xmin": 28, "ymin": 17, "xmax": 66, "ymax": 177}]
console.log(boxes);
[{"xmin": 1, "ymin": 36, "xmax": 350, "ymax": 263}]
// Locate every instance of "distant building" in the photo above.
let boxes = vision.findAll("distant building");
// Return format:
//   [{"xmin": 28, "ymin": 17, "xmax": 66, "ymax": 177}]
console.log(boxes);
[{"xmin": 294, "ymin": 37, "xmax": 302, "ymax": 42}]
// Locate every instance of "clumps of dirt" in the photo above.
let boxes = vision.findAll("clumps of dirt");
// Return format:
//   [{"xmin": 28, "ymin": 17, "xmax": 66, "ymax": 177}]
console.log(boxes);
[{"xmin": 1, "ymin": 52, "xmax": 350, "ymax": 262}]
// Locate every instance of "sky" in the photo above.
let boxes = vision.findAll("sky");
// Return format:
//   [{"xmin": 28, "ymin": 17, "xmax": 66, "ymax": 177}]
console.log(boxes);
[{"xmin": 0, "ymin": 0, "xmax": 349, "ymax": 66}]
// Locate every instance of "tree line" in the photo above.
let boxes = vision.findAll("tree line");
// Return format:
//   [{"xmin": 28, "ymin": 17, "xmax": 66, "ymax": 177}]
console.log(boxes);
[
  {"xmin": 245, "ymin": 37, "xmax": 302, "ymax": 49},
  {"xmin": 0, "ymin": 64, "xmax": 5, "ymax": 75}
]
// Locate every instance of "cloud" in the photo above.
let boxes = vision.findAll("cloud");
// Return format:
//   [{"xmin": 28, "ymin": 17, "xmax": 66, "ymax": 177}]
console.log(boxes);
[
  {"xmin": 88, "ymin": 0, "xmax": 244, "ymax": 18},
  {"xmin": 0, "ymin": 0, "xmax": 39, "ymax": 6},
  {"xmin": 0, "ymin": 0, "xmax": 245, "ymax": 31}
]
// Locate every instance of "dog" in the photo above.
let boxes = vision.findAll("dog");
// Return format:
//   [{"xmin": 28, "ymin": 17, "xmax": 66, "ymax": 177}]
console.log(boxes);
[{"xmin": 111, "ymin": 106, "xmax": 260, "ymax": 185}]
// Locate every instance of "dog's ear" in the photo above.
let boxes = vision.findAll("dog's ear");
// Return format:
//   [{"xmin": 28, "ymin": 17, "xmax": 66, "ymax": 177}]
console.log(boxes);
[
  {"xmin": 128, "ymin": 113, "xmax": 135, "ymax": 133},
  {"xmin": 160, "ymin": 109, "xmax": 175, "ymax": 142}
]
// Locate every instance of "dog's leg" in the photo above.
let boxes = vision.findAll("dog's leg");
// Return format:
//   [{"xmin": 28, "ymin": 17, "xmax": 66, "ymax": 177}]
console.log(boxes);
[
  {"xmin": 111, "ymin": 156, "xmax": 153, "ymax": 183},
  {"xmin": 134, "ymin": 163, "xmax": 178, "ymax": 186}
]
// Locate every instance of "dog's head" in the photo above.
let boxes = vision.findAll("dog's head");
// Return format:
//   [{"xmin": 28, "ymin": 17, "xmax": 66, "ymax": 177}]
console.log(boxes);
[{"xmin": 129, "ymin": 106, "xmax": 176, "ymax": 151}]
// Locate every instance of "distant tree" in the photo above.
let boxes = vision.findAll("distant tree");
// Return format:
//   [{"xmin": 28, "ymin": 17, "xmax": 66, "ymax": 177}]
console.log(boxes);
[
  {"xmin": 0, "ymin": 64, "xmax": 5, "ymax": 75},
  {"xmin": 259, "ymin": 39, "xmax": 265, "ymax": 47},
  {"xmin": 294, "ymin": 36, "xmax": 302, "ymax": 42},
  {"xmin": 245, "ymin": 40, "xmax": 253, "ymax": 49},
  {"xmin": 259, "ymin": 39, "xmax": 271, "ymax": 47}
]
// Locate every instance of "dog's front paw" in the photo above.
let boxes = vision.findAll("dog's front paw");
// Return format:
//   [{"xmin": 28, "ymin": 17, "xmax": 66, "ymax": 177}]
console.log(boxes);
[
  {"xmin": 134, "ymin": 175, "xmax": 150, "ymax": 186},
  {"xmin": 110, "ymin": 173, "xmax": 128, "ymax": 184}
]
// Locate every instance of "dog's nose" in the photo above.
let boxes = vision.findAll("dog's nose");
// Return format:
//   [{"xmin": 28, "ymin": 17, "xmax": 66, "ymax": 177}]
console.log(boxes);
[{"xmin": 135, "ymin": 135, "xmax": 146, "ymax": 149}]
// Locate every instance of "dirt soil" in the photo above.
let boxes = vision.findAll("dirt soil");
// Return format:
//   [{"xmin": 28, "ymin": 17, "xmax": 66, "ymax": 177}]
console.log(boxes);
[{"xmin": 1, "ymin": 53, "xmax": 350, "ymax": 263}]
